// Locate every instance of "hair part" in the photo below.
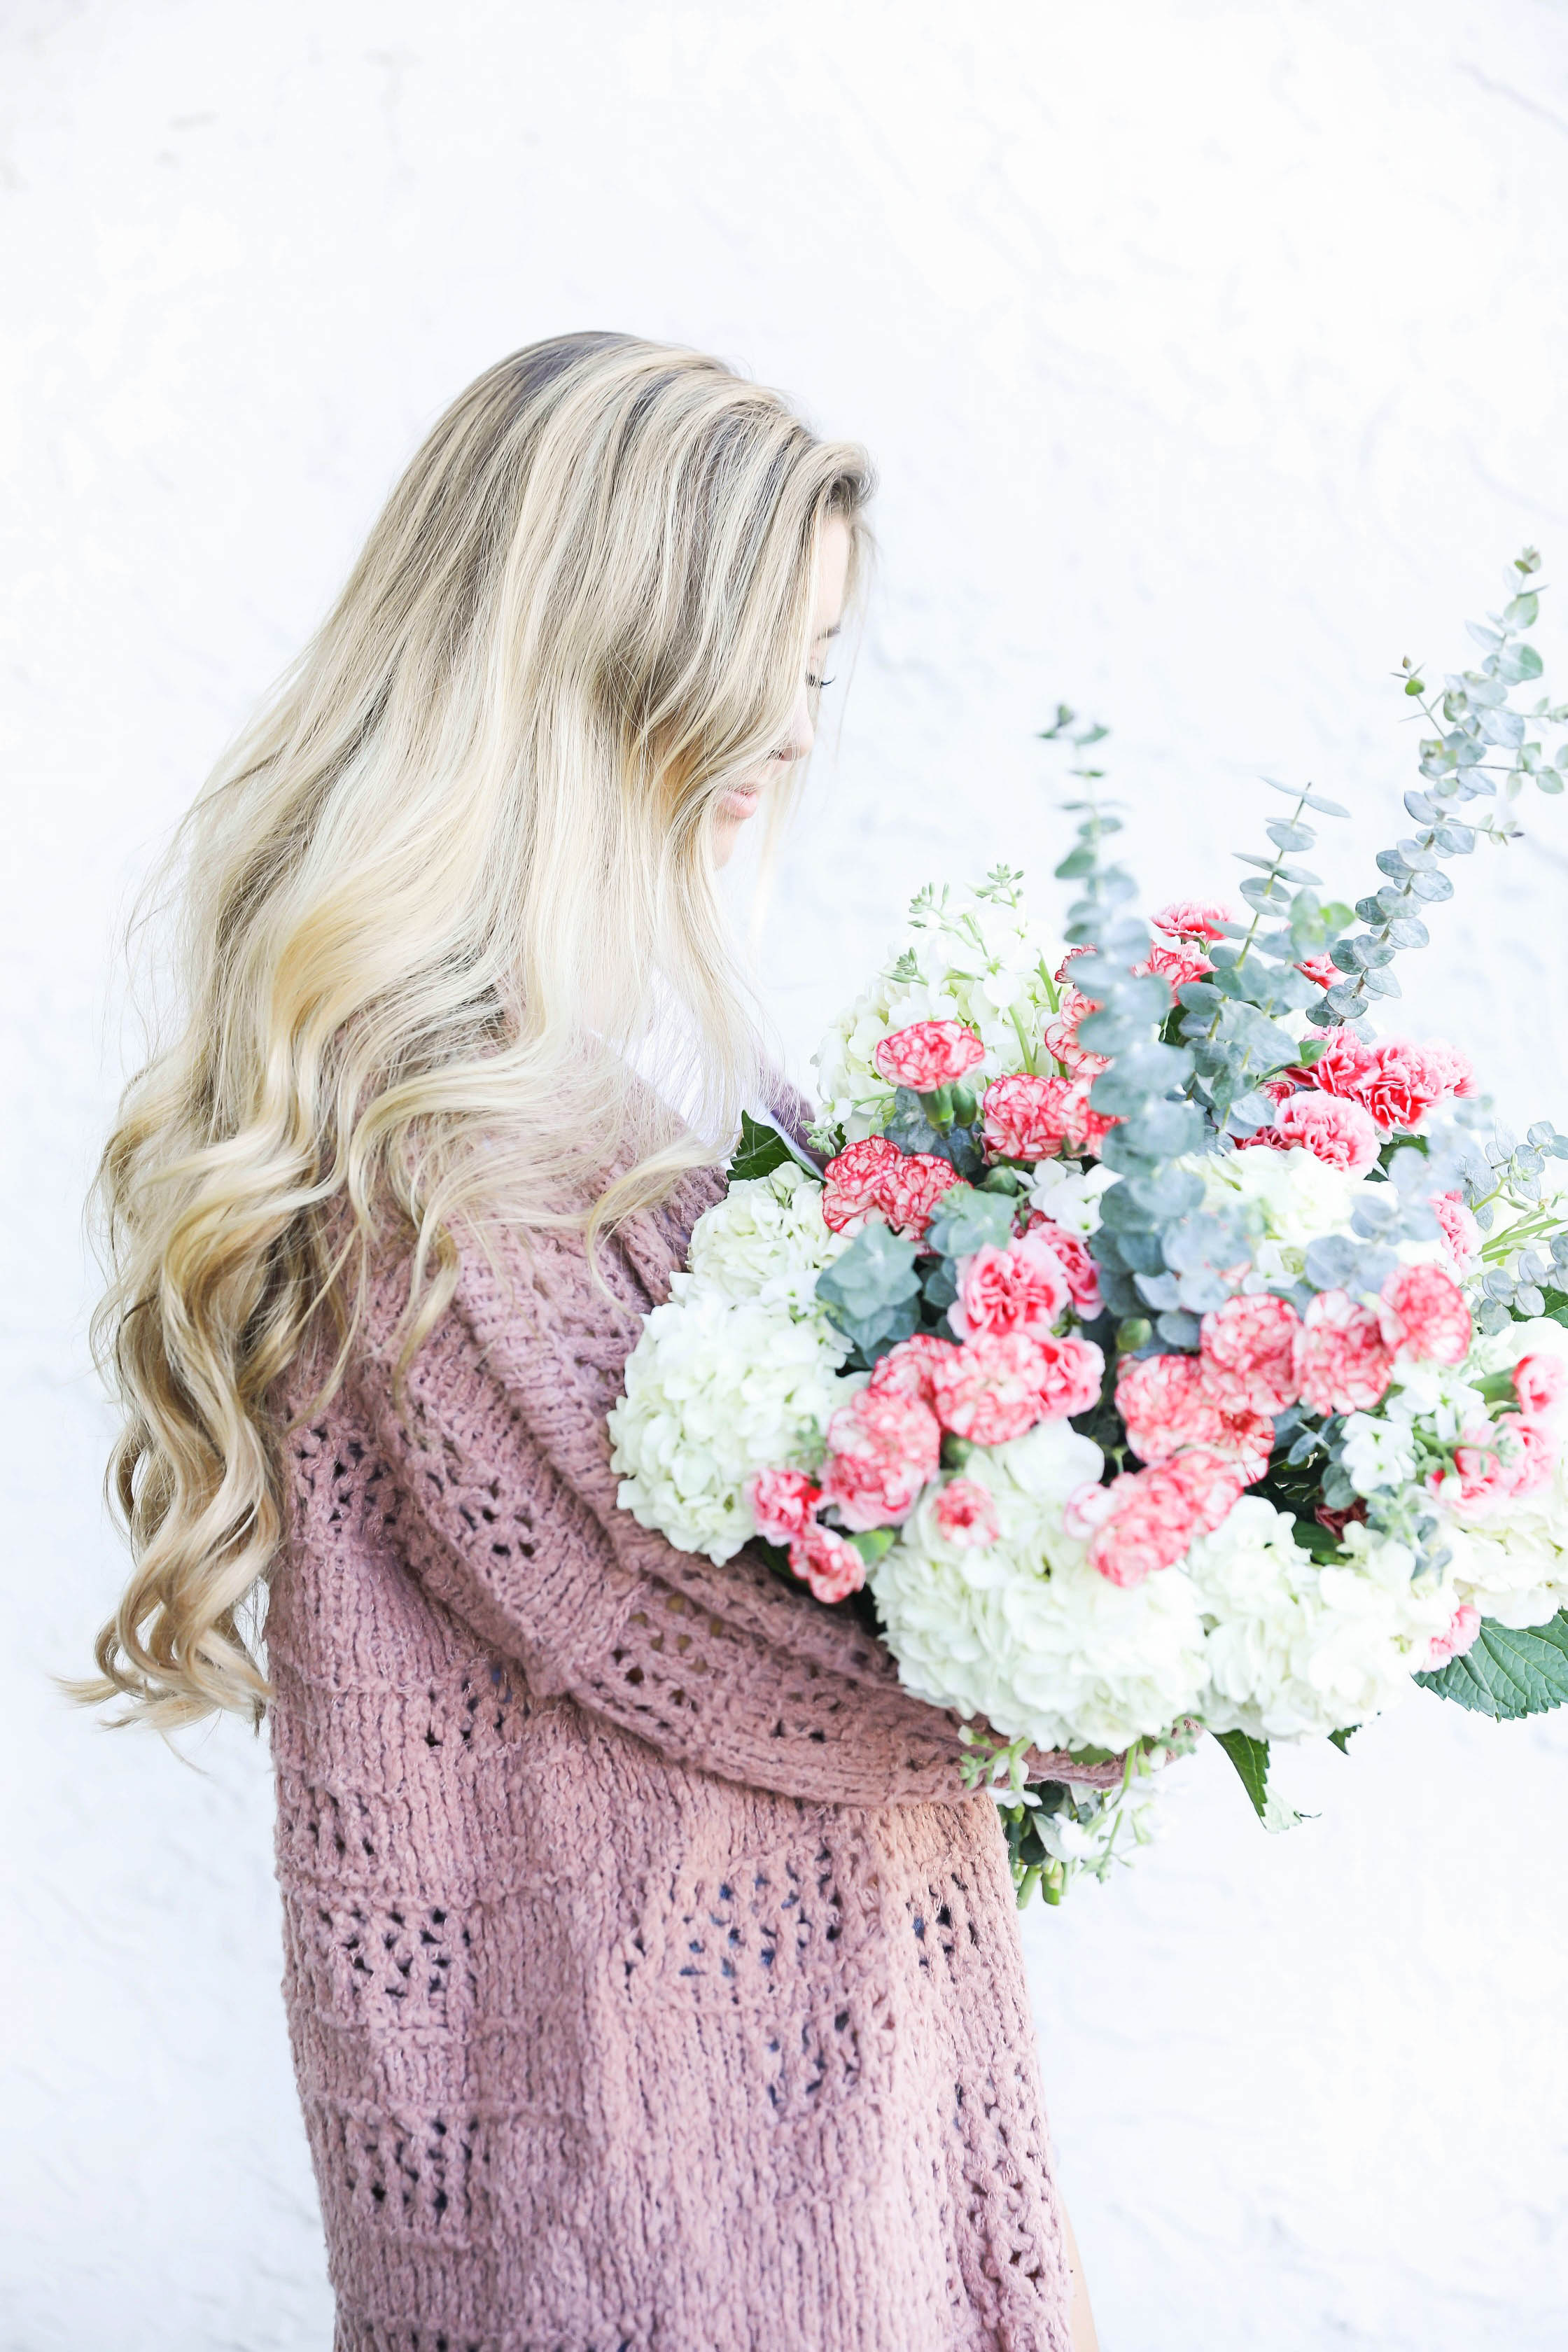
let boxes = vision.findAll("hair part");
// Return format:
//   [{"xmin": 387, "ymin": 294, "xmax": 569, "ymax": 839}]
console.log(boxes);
[{"xmin": 75, "ymin": 332, "xmax": 873, "ymax": 1732}]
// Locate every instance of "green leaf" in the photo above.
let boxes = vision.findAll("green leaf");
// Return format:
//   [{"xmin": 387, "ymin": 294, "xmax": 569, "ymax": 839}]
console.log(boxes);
[
  {"xmin": 727, "ymin": 1111, "xmax": 796, "ymax": 1184},
  {"xmin": 1415, "ymin": 1611, "xmax": 1568, "ymax": 1718},
  {"xmin": 1214, "ymin": 1728, "xmax": 1270, "ymax": 1817},
  {"xmin": 1327, "ymin": 1726, "xmax": 1358, "ymax": 1754},
  {"xmin": 1212, "ymin": 1728, "xmax": 1306, "ymax": 1831}
]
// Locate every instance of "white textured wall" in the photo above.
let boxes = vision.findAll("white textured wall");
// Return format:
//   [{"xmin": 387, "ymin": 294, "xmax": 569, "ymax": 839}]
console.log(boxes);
[{"xmin": 5, "ymin": 4, "xmax": 1568, "ymax": 2346}]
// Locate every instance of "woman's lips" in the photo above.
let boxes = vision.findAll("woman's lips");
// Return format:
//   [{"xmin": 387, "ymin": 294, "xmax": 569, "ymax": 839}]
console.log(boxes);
[{"xmin": 720, "ymin": 784, "xmax": 762, "ymax": 820}]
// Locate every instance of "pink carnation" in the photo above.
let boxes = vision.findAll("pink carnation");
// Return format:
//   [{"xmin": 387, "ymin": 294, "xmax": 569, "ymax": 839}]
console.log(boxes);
[
  {"xmin": 1151, "ymin": 899, "xmax": 1234, "ymax": 944},
  {"xmin": 1424, "ymin": 1041, "xmax": 1477, "ymax": 1100},
  {"xmin": 1199, "ymin": 1292, "xmax": 1304, "ymax": 1415},
  {"xmin": 1161, "ymin": 1444, "xmax": 1249, "ymax": 1535},
  {"xmin": 1514, "ymin": 1353, "xmax": 1568, "ymax": 1423},
  {"xmin": 1135, "ymin": 940, "xmax": 1213, "ymax": 995},
  {"xmin": 1378, "ymin": 1263, "xmax": 1472, "ymax": 1368},
  {"xmin": 1032, "ymin": 1332, "xmax": 1107, "ymax": 1420},
  {"xmin": 867, "ymin": 1333, "xmax": 953, "ymax": 1406},
  {"xmin": 788, "ymin": 1519, "xmax": 865, "ymax": 1605},
  {"xmin": 1086, "ymin": 1464, "xmax": 1203, "ymax": 1587},
  {"xmin": 1425, "ymin": 1602, "xmax": 1481, "ymax": 1670},
  {"xmin": 819, "ymin": 1386, "xmax": 942, "ymax": 1532},
  {"xmin": 873, "ymin": 1018, "xmax": 986, "ymax": 1094},
  {"xmin": 929, "ymin": 1332, "xmax": 1054, "ymax": 1446},
  {"xmin": 1042, "ymin": 988, "xmax": 1110, "ymax": 1077},
  {"xmin": 1272, "ymin": 1091, "xmax": 1381, "ymax": 1175},
  {"xmin": 1429, "ymin": 1420, "xmax": 1548, "ymax": 1518},
  {"xmin": 1295, "ymin": 953, "xmax": 1339, "ymax": 991},
  {"xmin": 821, "ymin": 1136, "xmax": 900, "ymax": 1235},
  {"xmin": 1236, "ymin": 1126, "xmax": 1294, "ymax": 1154},
  {"xmin": 748, "ymin": 1466, "xmax": 822, "ymax": 1546},
  {"xmin": 1293, "ymin": 1289, "xmax": 1394, "ymax": 1415},
  {"xmin": 1432, "ymin": 1191, "xmax": 1481, "ymax": 1270},
  {"xmin": 932, "ymin": 1476, "xmax": 1000, "ymax": 1548},
  {"xmin": 1026, "ymin": 1216, "xmax": 1102, "ymax": 1315},
  {"xmin": 982, "ymin": 1073, "xmax": 1080, "ymax": 1162},
  {"xmin": 881, "ymin": 1151, "xmax": 961, "ymax": 1240},
  {"xmin": 950, "ymin": 1232, "xmax": 1071, "ymax": 1344}
]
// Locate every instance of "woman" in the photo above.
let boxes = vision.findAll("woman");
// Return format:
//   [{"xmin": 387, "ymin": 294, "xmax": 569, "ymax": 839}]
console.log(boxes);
[{"xmin": 83, "ymin": 334, "xmax": 1100, "ymax": 2351}]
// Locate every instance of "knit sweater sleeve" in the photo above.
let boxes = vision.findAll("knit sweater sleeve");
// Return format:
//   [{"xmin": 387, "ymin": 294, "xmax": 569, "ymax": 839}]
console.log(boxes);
[{"xmin": 350, "ymin": 1222, "xmax": 981, "ymax": 1809}]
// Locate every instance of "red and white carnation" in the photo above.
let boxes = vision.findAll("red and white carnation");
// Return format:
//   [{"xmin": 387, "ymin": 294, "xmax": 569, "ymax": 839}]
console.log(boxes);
[
  {"xmin": 748, "ymin": 1466, "xmax": 822, "ymax": 1546},
  {"xmin": 1042, "ymin": 988, "xmax": 1110, "ymax": 1077},
  {"xmin": 821, "ymin": 1136, "xmax": 901, "ymax": 1234},
  {"xmin": 1378, "ymin": 1263, "xmax": 1472, "ymax": 1368},
  {"xmin": 925, "ymin": 1334, "xmax": 1046, "ymax": 1446},
  {"xmin": 873, "ymin": 1018, "xmax": 986, "ymax": 1093},
  {"xmin": 982, "ymin": 1073, "xmax": 1081, "ymax": 1161},
  {"xmin": 881, "ymin": 1151, "xmax": 962, "ymax": 1240},
  {"xmin": 1135, "ymin": 941, "xmax": 1214, "ymax": 995},
  {"xmin": 1151, "ymin": 899, "xmax": 1234, "ymax": 943},
  {"xmin": 1199, "ymin": 1292, "xmax": 1304, "ymax": 1415},
  {"xmin": 790, "ymin": 1519, "xmax": 866, "ymax": 1604},
  {"xmin": 1293, "ymin": 1289, "xmax": 1394, "ymax": 1415},
  {"xmin": 932, "ymin": 1476, "xmax": 1001, "ymax": 1548}
]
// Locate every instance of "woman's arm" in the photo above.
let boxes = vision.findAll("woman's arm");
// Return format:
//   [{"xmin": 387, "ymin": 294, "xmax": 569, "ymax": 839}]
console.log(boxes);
[{"xmin": 350, "ymin": 1245, "xmax": 977, "ymax": 1809}]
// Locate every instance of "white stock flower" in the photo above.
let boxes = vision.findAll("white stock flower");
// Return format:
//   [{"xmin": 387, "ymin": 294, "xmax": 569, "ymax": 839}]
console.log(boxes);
[
  {"xmin": 871, "ymin": 1419, "xmax": 1210, "ymax": 1753},
  {"xmin": 1185, "ymin": 1497, "xmax": 1456, "ymax": 1739},
  {"xmin": 608, "ymin": 1289, "xmax": 850, "ymax": 1563},
  {"xmin": 1026, "ymin": 1159, "xmax": 1119, "ymax": 1234},
  {"xmin": 1339, "ymin": 1412, "xmax": 1418, "ymax": 1499}
]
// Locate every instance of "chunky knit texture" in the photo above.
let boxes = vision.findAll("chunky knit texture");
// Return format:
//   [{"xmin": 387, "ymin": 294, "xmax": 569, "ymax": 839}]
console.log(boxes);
[{"xmin": 267, "ymin": 1161, "xmax": 1098, "ymax": 2351}]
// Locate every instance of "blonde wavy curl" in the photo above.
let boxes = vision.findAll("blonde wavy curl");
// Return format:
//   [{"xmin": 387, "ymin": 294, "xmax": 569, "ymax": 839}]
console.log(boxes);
[{"xmin": 73, "ymin": 331, "xmax": 873, "ymax": 1733}]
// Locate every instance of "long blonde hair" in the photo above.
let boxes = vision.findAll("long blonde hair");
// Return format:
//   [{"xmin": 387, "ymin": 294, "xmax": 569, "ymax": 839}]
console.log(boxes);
[{"xmin": 78, "ymin": 332, "xmax": 872, "ymax": 1733}]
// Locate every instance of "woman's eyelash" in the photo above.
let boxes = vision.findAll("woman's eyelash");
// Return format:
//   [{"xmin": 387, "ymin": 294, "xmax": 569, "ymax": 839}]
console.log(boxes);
[{"xmin": 806, "ymin": 672, "xmax": 836, "ymax": 691}]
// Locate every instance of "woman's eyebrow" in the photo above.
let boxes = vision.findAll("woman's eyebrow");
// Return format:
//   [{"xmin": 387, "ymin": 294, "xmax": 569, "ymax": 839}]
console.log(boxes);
[{"xmin": 813, "ymin": 622, "xmax": 842, "ymax": 642}]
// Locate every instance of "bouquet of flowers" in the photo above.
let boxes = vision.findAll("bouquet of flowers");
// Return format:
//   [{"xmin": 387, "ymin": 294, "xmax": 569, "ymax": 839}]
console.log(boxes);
[{"xmin": 609, "ymin": 551, "xmax": 1568, "ymax": 1903}]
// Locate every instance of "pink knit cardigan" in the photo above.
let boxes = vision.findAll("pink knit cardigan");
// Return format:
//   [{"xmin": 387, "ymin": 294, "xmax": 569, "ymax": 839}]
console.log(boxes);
[{"xmin": 266, "ymin": 1162, "xmax": 1082, "ymax": 2352}]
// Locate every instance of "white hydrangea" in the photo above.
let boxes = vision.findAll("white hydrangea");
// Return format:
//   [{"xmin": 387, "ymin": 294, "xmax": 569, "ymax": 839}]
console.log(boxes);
[
  {"xmin": 1434, "ymin": 1314, "xmax": 1568, "ymax": 1628},
  {"xmin": 608, "ymin": 1166, "xmax": 855, "ymax": 1563},
  {"xmin": 812, "ymin": 880, "xmax": 1063, "ymax": 1140},
  {"xmin": 1185, "ymin": 1497, "xmax": 1456, "ymax": 1739},
  {"xmin": 685, "ymin": 1159, "xmax": 848, "ymax": 1314},
  {"xmin": 870, "ymin": 1419, "xmax": 1210, "ymax": 1752},
  {"xmin": 608, "ymin": 1289, "xmax": 850, "ymax": 1562},
  {"xmin": 1195, "ymin": 1144, "xmax": 1371, "ymax": 1286}
]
